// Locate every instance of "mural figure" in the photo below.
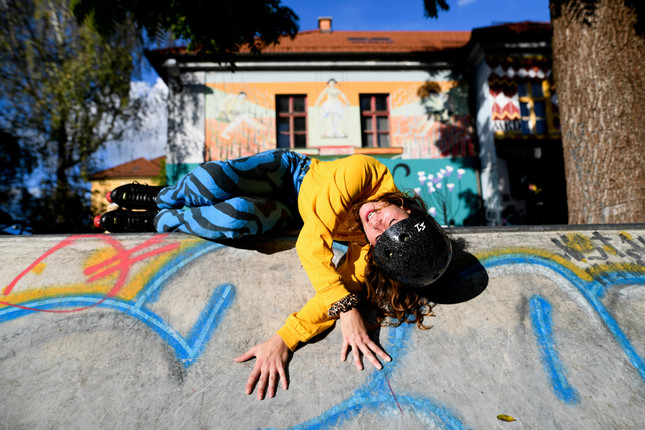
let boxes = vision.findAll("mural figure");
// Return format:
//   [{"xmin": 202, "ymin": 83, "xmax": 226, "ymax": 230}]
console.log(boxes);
[
  {"xmin": 316, "ymin": 79, "xmax": 350, "ymax": 138},
  {"xmin": 219, "ymin": 91, "xmax": 267, "ymax": 140}
]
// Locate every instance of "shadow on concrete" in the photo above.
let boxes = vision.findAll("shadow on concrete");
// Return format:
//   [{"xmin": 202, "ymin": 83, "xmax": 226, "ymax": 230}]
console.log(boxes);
[
  {"xmin": 424, "ymin": 236, "xmax": 489, "ymax": 305},
  {"xmin": 215, "ymin": 233, "xmax": 489, "ymax": 305},
  {"xmin": 212, "ymin": 231, "xmax": 299, "ymax": 255}
]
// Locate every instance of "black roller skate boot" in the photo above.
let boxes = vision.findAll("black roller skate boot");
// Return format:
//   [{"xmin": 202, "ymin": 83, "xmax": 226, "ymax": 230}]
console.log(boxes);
[
  {"xmin": 94, "ymin": 210, "xmax": 158, "ymax": 233},
  {"xmin": 107, "ymin": 183, "xmax": 164, "ymax": 210}
]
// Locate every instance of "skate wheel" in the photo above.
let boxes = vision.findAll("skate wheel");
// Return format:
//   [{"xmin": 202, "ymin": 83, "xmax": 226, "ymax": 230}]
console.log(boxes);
[
  {"xmin": 94, "ymin": 215, "xmax": 103, "ymax": 229},
  {"xmin": 106, "ymin": 190, "xmax": 113, "ymax": 203}
]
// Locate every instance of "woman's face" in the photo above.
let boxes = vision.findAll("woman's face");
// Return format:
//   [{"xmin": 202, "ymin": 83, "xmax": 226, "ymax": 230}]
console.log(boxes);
[{"xmin": 359, "ymin": 201, "xmax": 411, "ymax": 246}]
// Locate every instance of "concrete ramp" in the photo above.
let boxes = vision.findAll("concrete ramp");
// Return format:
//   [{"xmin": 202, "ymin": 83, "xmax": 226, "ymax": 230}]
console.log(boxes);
[{"xmin": 1, "ymin": 226, "xmax": 644, "ymax": 429}]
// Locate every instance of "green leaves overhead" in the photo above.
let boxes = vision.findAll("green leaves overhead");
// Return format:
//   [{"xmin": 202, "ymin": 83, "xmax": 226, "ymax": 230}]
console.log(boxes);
[
  {"xmin": 0, "ymin": 0, "xmax": 143, "ymax": 232},
  {"xmin": 71, "ymin": 0, "xmax": 300, "ymax": 58},
  {"xmin": 423, "ymin": 0, "xmax": 450, "ymax": 19}
]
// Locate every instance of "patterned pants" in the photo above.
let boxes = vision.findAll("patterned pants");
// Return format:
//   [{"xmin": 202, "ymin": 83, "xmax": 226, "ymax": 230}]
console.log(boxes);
[{"xmin": 154, "ymin": 150, "xmax": 311, "ymax": 240}]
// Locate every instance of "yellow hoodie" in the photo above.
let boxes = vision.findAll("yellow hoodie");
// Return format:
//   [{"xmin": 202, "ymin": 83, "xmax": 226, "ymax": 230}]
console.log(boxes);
[{"xmin": 276, "ymin": 155, "xmax": 398, "ymax": 350}]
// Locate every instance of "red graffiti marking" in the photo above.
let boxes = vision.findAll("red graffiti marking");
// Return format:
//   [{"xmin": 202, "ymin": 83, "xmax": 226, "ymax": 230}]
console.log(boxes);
[
  {"xmin": 386, "ymin": 375, "xmax": 405, "ymax": 415},
  {"xmin": 2, "ymin": 234, "xmax": 181, "ymax": 313}
]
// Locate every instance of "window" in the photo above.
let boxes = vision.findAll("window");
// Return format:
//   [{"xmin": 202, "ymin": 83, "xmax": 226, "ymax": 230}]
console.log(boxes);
[
  {"xmin": 518, "ymin": 81, "xmax": 550, "ymax": 135},
  {"xmin": 276, "ymin": 95, "xmax": 307, "ymax": 148},
  {"xmin": 360, "ymin": 94, "xmax": 390, "ymax": 148}
]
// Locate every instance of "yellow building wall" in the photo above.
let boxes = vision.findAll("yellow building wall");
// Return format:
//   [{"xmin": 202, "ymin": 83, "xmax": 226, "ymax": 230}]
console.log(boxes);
[{"xmin": 203, "ymin": 77, "xmax": 474, "ymax": 161}]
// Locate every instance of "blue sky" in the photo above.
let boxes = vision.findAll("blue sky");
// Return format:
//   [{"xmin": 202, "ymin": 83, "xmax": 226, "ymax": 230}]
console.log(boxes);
[{"xmin": 282, "ymin": 0, "xmax": 551, "ymax": 32}]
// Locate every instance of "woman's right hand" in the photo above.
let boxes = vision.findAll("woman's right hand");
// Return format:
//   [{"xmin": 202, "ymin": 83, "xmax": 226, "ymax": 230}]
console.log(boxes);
[{"xmin": 234, "ymin": 333, "xmax": 290, "ymax": 400}]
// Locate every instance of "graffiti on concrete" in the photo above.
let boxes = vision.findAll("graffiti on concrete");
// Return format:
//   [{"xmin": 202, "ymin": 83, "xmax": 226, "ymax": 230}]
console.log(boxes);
[
  {"xmin": 278, "ymin": 230, "xmax": 644, "ymax": 429},
  {"xmin": 276, "ymin": 324, "xmax": 470, "ymax": 430},
  {"xmin": 1, "ymin": 230, "xmax": 643, "ymax": 428},
  {"xmin": 529, "ymin": 295, "xmax": 580, "ymax": 404},
  {"xmin": 0, "ymin": 234, "xmax": 233, "ymax": 367},
  {"xmin": 480, "ymin": 231, "xmax": 645, "ymax": 406}
]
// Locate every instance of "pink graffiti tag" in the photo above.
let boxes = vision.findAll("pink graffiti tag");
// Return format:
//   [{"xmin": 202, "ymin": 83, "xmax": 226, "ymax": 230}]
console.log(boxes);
[{"xmin": 2, "ymin": 234, "xmax": 181, "ymax": 313}]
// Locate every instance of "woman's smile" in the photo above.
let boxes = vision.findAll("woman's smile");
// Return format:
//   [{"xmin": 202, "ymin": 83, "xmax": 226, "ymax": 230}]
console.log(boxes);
[{"xmin": 359, "ymin": 201, "xmax": 411, "ymax": 245}]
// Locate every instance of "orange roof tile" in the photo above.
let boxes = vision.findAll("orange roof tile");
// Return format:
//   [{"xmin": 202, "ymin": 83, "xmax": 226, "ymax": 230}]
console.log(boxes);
[
  {"xmin": 149, "ymin": 30, "xmax": 471, "ymax": 59},
  {"xmin": 250, "ymin": 29, "xmax": 471, "ymax": 54},
  {"xmin": 91, "ymin": 156, "xmax": 165, "ymax": 180}
]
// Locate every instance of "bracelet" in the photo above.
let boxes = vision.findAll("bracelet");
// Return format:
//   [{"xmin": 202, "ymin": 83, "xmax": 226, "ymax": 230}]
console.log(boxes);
[{"xmin": 327, "ymin": 293, "xmax": 359, "ymax": 317}]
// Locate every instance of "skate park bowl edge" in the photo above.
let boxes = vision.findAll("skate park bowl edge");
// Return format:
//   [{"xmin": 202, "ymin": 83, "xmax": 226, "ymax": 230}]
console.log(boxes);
[{"xmin": 1, "ymin": 224, "xmax": 644, "ymax": 429}]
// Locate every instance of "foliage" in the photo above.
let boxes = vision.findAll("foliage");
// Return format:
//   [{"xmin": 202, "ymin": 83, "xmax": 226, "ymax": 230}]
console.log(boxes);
[
  {"xmin": 0, "ymin": 131, "xmax": 33, "ymax": 217},
  {"xmin": 71, "ymin": 0, "xmax": 300, "ymax": 60},
  {"xmin": 422, "ymin": 0, "xmax": 450, "ymax": 19},
  {"xmin": 152, "ymin": 157, "xmax": 167, "ymax": 185},
  {"xmin": 0, "ymin": 0, "xmax": 144, "ymax": 233}
]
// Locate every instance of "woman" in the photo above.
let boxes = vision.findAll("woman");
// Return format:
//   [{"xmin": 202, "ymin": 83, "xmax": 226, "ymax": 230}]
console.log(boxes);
[{"xmin": 96, "ymin": 149, "xmax": 452, "ymax": 399}]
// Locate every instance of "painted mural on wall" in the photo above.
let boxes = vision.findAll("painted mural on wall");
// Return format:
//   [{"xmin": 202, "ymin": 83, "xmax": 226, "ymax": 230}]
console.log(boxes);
[
  {"xmin": 487, "ymin": 56, "xmax": 560, "ymax": 137},
  {"xmin": 316, "ymin": 79, "xmax": 350, "ymax": 138},
  {"xmin": 205, "ymin": 86, "xmax": 276, "ymax": 161},
  {"xmin": 201, "ymin": 76, "xmax": 479, "ymax": 226},
  {"xmin": 204, "ymin": 75, "xmax": 475, "ymax": 161},
  {"xmin": 390, "ymin": 80, "xmax": 474, "ymax": 159},
  {"xmin": 379, "ymin": 158, "xmax": 480, "ymax": 226},
  {"xmin": 1, "ymin": 230, "xmax": 644, "ymax": 428}
]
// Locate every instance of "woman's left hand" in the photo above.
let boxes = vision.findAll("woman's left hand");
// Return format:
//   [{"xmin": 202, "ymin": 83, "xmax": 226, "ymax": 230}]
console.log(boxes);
[{"xmin": 339, "ymin": 307, "xmax": 391, "ymax": 370}]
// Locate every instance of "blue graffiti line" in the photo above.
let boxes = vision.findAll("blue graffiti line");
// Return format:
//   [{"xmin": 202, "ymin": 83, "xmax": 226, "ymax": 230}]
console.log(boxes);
[
  {"xmin": 484, "ymin": 253, "xmax": 645, "ymax": 384},
  {"xmin": 265, "ymin": 324, "xmax": 470, "ymax": 430},
  {"xmin": 529, "ymin": 295, "xmax": 579, "ymax": 404},
  {"xmin": 274, "ymin": 392, "xmax": 469, "ymax": 430},
  {"xmin": 0, "ymin": 241, "xmax": 233, "ymax": 367},
  {"xmin": 135, "ymin": 241, "xmax": 223, "ymax": 307}
]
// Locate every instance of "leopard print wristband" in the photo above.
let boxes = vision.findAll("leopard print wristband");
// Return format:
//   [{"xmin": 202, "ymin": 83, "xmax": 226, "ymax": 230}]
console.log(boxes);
[{"xmin": 327, "ymin": 293, "xmax": 359, "ymax": 317}]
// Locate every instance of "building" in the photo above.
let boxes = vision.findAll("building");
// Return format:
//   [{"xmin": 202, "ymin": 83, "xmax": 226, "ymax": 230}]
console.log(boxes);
[
  {"xmin": 146, "ymin": 18, "xmax": 566, "ymax": 226},
  {"xmin": 89, "ymin": 156, "xmax": 165, "ymax": 215},
  {"xmin": 467, "ymin": 22, "xmax": 567, "ymax": 225}
]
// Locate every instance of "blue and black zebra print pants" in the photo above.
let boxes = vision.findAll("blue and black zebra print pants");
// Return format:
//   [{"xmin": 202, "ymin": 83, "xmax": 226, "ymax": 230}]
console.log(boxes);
[{"xmin": 154, "ymin": 149, "xmax": 311, "ymax": 240}]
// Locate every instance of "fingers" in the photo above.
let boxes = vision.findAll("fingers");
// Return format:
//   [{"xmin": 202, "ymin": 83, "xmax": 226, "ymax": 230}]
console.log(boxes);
[
  {"xmin": 342, "ymin": 337, "xmax": 392, "ymax": 371},
  {"xmin": 373, "ymin": 343, "xmax": 392, "ymax": 363},
  {"xmin": 363, "ymin": 338, "xmax": 392, "ymax": 365},
  {"xmin": 352, "ymin": 345, "xmax": 363, "ymax": 370},
  {"xmin": 278, "ymin": 365, "xmax": 289, "ymax": 391},
  {"xmin": 251, "ymin": 367, "xmax": 286, "ymax": 400},
  {"xmin": 338, "ymin": 308, "xmax": 390, "ymax": 371},
  {"xmin": 235, "ymin": 334, "xmax": 291, "ymax": 399},
  {"xmin": 340, "ymin": 339, "xmax": 349, "ymax": 362},
  {"xmin": 256, "ymin": 368, "xmax": 281, "ymax": 400},
  {"xmin": 234, "ymin": 348, "xmax": 256, "ymax": 363},
  {"xmin": 267, "ymin": 371, "xmax": 278, "ymax": 398},
  {"xmin": 245, "ymin": 365, "xmax": 261, "ymax": 395},
  {"xmin": 358, "ymin": 342, "xmax": 381, "ymax": 370},
  {"xmin": 255, "ymin": 367, "xmax": 270, "ymax": 400}
]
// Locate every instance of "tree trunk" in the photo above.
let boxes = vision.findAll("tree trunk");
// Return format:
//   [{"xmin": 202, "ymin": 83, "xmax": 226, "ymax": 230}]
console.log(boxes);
[{"xmin": 550, "ymin": 0, "xmax": 645, "ymax": 223}]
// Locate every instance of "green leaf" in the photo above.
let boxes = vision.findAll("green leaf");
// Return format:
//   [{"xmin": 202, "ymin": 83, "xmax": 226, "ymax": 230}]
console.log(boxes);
[{"xmin": 497, "ymin": 414, "xmax": 517, "ymax": 422}]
